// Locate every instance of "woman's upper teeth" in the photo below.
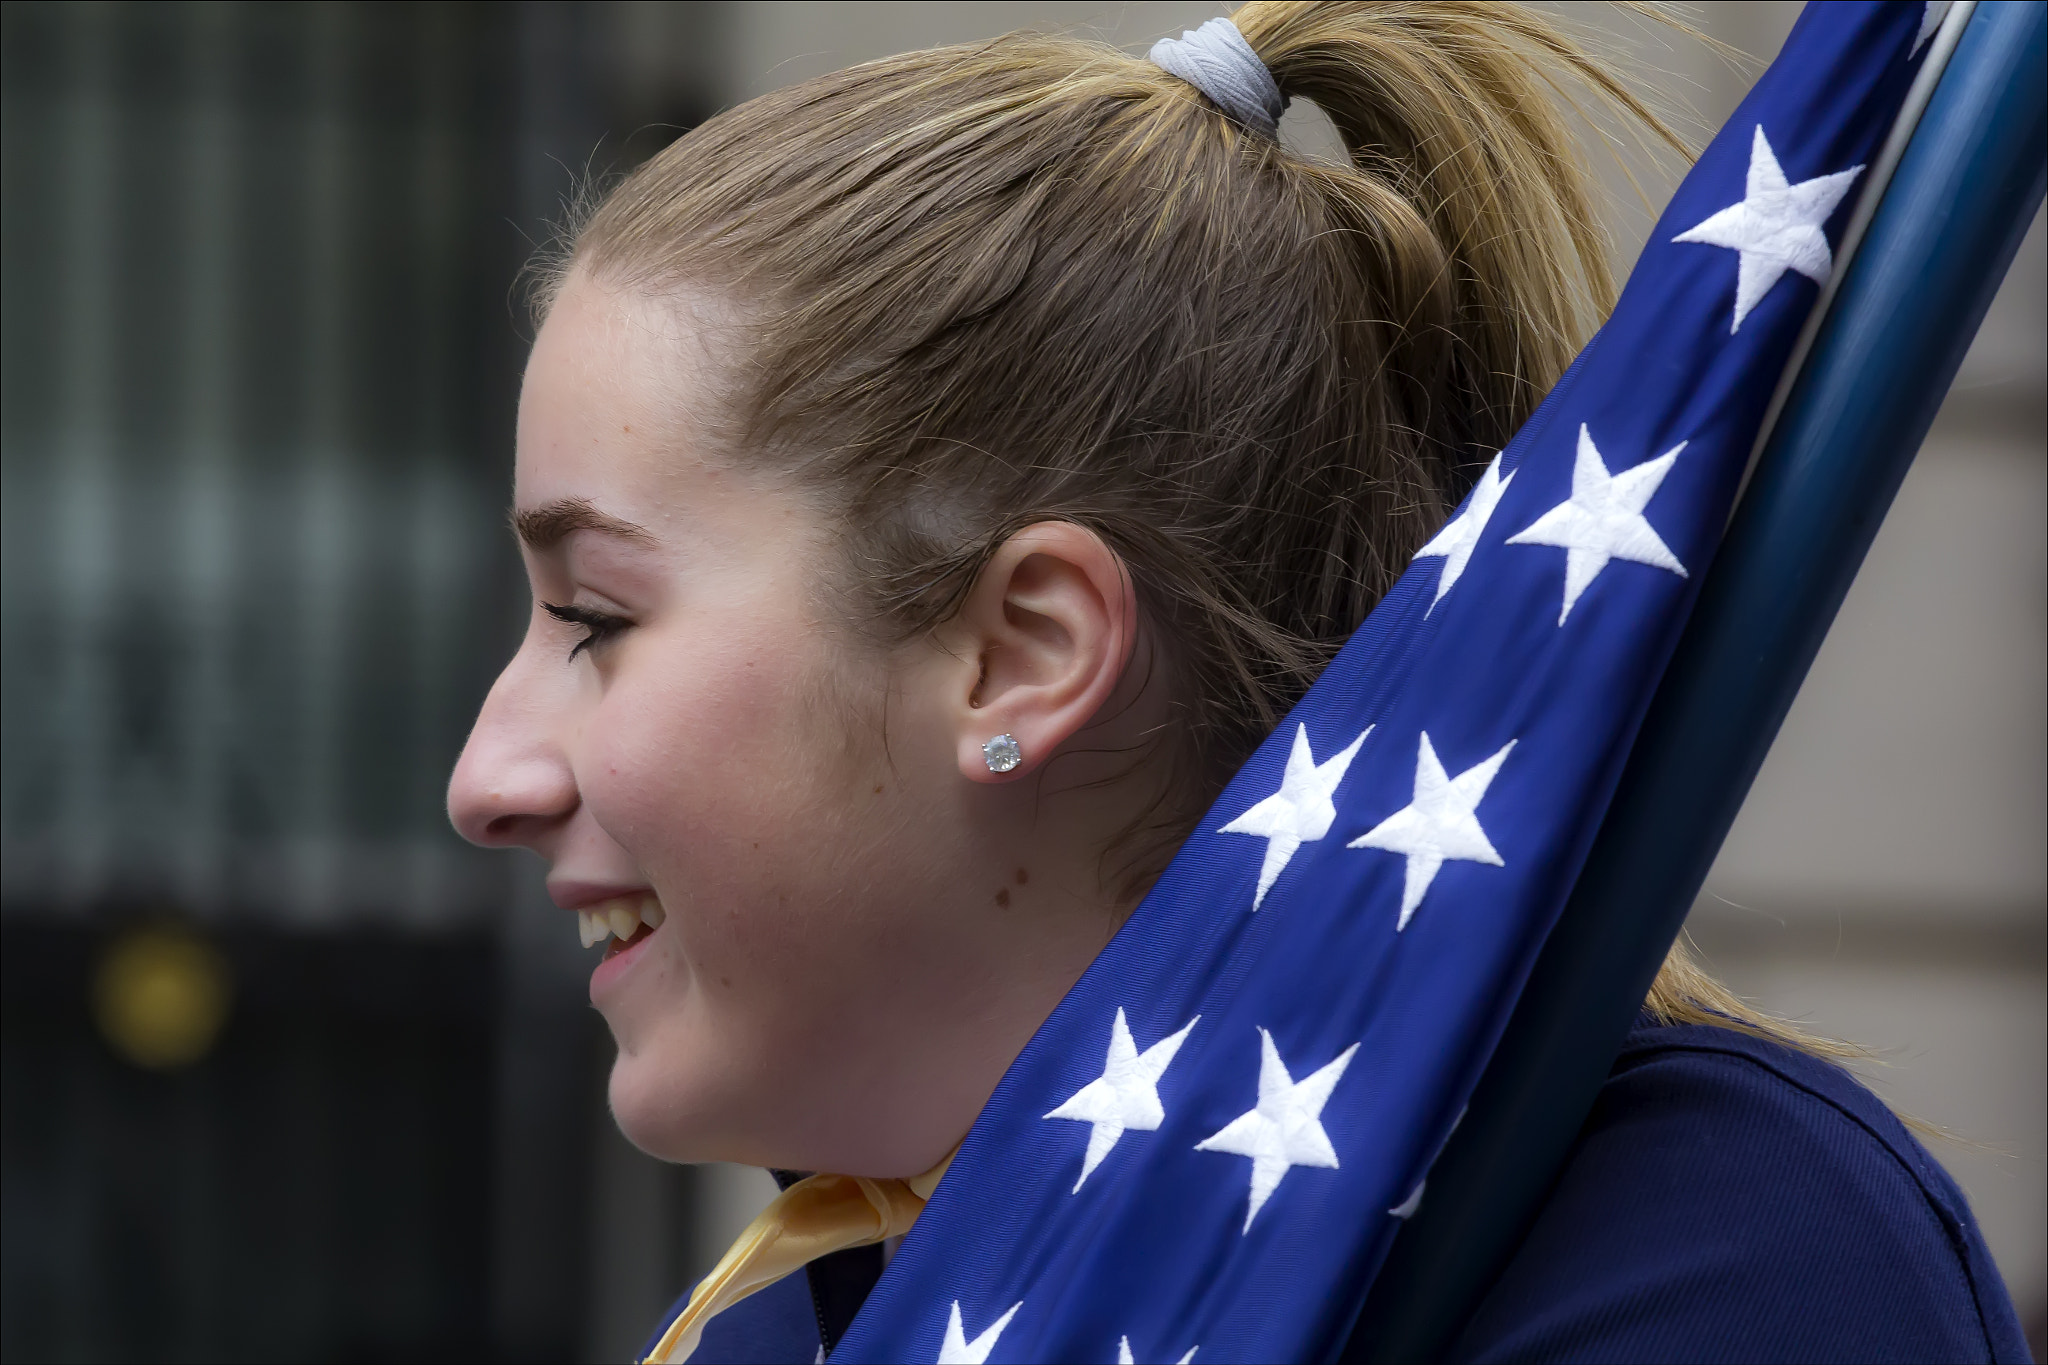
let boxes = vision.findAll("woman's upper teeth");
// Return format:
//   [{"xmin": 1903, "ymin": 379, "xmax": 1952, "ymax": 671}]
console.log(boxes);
[{"xmin": 577, "ymin": 893, "xmax": 665, "ymax": 948}]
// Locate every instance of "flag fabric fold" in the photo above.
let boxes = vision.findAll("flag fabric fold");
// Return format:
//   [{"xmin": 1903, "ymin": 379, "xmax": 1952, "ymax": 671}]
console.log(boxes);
[{"xmin": 831, "ymin": 6, "xmax": 1934, "ymax": 1361}]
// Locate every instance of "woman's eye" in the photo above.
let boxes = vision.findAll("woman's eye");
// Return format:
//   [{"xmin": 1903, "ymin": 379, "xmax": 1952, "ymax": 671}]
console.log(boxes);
[{"xmin": 542, "ymin": 602, "xmax": 631, "ymax": 661}]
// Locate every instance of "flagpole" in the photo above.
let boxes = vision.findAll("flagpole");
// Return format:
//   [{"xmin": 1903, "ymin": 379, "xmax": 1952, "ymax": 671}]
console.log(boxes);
[{"xmin": 1349, "ymin": 4, "xmax": 2047, "ymax": 1360}]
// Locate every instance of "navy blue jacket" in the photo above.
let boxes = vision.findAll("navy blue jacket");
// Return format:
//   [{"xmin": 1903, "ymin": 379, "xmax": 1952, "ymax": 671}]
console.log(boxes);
[{"xmin": 658, "ymin": 1019, "xmax": 2030, "ymax": 1363}]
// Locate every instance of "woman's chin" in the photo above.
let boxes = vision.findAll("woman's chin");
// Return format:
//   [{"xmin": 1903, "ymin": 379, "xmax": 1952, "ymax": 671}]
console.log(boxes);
[{"xmin": 606, "ymin": 1054, "xmax": 723, "ymax": 1163}]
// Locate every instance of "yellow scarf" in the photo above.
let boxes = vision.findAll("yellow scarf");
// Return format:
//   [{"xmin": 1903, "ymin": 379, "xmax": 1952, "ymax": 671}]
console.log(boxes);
[{"xmin": 641, "ymin": 1149, "xmax": 957, "ymax": 1364}]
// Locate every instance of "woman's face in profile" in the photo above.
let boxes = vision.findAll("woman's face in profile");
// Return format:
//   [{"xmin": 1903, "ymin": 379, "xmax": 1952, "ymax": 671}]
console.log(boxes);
[{"xmin": 446, "ymin": 276, "xmax": 1114, "ymax": 1178}]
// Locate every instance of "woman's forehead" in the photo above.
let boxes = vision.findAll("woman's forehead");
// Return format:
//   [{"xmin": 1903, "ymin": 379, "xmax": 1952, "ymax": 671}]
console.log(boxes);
[
  {"xmin": 516, "ymin": 282, "xmax": 741, "ymax": 516},
  {"xmin": 525, "ymin": 281, "xmax": 703, "ymax": 432}
]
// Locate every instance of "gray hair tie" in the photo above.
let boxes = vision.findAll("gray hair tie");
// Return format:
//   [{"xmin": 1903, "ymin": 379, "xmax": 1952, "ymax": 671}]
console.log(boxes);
[{"xmin": 1147, "ymin": 17, "xmax": 1287, "ymax": 139}]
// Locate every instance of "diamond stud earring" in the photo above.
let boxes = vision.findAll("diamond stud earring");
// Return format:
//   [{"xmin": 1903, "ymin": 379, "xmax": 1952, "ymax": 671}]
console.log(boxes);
[{"xmin": 982, "ymin": 733, "xmax": 1023, "ymax": 774}]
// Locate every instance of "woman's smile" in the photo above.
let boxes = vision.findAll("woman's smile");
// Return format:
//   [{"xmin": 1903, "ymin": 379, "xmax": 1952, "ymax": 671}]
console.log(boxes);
[{"xmin": 587, "ymin": 896, "xmax": 664, "ymax": 999}]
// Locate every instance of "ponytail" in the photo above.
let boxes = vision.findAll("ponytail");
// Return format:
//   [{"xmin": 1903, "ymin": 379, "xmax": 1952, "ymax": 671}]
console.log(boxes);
[{"xmin": 1238, "ymin": 1, "xmax": 1678, "ymax": 457}]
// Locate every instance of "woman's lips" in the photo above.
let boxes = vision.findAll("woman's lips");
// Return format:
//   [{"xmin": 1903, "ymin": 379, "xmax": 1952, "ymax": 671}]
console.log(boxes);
[
  {"xmin": 605, "ymin": 919, "xmax": 654, "ymax": 959},
  {"xmin": 589, "ymin": 912, "xmax": 660, "ymax": 999}
]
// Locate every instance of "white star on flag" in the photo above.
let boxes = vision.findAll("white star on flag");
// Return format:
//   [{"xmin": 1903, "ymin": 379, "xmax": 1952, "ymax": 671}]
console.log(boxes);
[
  {"xmin": 1195, "ymin": 1028, "xmax": 1358, "ymax": 1231},
  {"xmin": 1673, "ymin": 124, "xmax": 1863, "ymax": 332},
  {"xmin": 1218, "ymin": 723, "xmax": 1371, "ymax": 908},
  {"xmin": 1349, "ymin": 732, "xmax": 1515, "ymax": 930},
  {"xmin": 1045, "ymin": 1008, "xmax": 1200, "ymax": 1191},
  {"xmin": 938, "ymin": 1301, "xmax": 1021, "ymax": 1365},
  {"xmin": 1913, "ymin": 1, "xmax": 1950, "ymax": 56},
  {"xmin": 1389, "ymin": 1105, "xmax": 1465, "ymax": 1219},
  {"xmin": 1389, "ymin": 1178, "xmax": 1427, "ymax": 1220},
  {"xmin": 1119, "ymin": 1337, "xmax": 1199, "ymax": 1364},
  {"xmin": 1505, "ymin": 425, "xmax": 1688, "ymax": 625},
  {"xmin": 1415, "ymin": 452, "xmax": 1514, "ymax": 611}
]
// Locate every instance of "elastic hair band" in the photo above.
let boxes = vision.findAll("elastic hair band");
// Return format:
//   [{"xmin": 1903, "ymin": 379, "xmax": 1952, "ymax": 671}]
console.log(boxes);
[{"xmin": 1147, "ymin": 17, "xmax": 1287, "ymax": 139}]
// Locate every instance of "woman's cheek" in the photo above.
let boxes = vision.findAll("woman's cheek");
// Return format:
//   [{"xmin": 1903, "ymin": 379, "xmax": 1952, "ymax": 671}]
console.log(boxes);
[
  {"xmin": 579, "ymin": 640, "xmax": 845, "ymax": 953},
  {"xmin": 579, "ymin": 657, "xmax": 759, "ymax": 846}
]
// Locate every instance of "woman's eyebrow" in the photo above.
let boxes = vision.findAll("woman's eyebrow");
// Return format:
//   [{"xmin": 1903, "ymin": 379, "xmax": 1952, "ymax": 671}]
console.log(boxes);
[{"xmin": 511, "ymin": 497, "xmax": 656, "ymax": 550}]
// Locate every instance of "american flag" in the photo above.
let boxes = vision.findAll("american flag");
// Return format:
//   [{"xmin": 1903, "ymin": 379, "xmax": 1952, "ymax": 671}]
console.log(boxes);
[{"xmin": 834, "ymin": 5, "xmax": 1937, "ymax": 1360}]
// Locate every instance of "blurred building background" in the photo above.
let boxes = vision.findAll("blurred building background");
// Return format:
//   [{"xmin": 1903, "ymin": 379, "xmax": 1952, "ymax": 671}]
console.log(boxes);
[{"xmin": 0, "ymin": 3, "xmax": 2039, "ymax": 1362}]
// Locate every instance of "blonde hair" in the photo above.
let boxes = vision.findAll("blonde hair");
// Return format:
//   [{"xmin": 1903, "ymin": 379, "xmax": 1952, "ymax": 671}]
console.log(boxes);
[
  {"xmin": 558, "ymin": 1, "xmax": 1836, "ymax": 1056},
  {"xmin": 1647, "ymin": 936, "xmax": 1862, "ymax": 1060}
]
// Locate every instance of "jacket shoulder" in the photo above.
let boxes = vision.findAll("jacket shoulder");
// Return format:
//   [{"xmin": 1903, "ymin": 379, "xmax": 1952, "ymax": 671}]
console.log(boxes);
[{"xmin": 1449, "ymin": 1020, "xmax": 2027, "ymax": 1364}]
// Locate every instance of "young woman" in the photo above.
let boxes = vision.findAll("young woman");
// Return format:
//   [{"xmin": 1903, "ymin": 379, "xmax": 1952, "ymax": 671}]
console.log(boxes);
[{"xmin": 447, "ymin": 3, "xmax": 2030, "ymax": 1360}]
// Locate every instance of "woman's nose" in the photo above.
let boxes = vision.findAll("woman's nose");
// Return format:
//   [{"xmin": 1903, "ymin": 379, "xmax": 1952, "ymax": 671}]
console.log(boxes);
[{"xmin": 447, "ymin": 662, "xmax": 580, "ymax": 849}]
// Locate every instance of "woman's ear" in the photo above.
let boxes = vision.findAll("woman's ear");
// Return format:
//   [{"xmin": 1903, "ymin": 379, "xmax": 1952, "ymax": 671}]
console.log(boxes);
[{"xmin": 944, "ymin": 522, "xmax": 1137, "ymax": 784}]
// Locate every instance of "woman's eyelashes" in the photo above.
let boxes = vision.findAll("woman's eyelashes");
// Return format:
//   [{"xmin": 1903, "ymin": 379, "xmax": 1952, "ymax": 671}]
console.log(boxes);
[{"xmin": 543, "ymin": 601, "xmax": 632, "ymax": 660}]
